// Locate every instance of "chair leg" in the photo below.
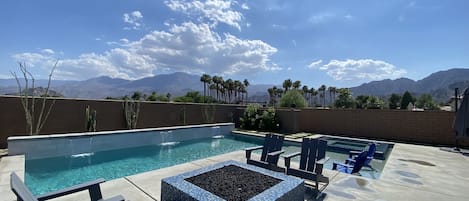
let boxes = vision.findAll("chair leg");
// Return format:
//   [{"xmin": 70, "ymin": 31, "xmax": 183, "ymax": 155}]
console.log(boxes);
[{"xmin": 88, "ymin": 185, "xmax": 103, "ymax": 201}]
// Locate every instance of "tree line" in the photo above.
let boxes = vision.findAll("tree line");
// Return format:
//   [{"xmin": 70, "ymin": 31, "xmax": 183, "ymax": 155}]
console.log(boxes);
[
  {"xmin": 267, "ymin": 79, "xmax": 440, "ymax": 110},
  {"xmin": 199, "ymin": 74, "xmax": 250, "ymax": 104}
]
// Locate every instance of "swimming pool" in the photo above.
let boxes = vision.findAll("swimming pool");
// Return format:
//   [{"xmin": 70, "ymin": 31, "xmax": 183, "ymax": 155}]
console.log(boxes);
[{"xmin": 25, "ymin": 133, "xmax": 393, "ymax": 195}]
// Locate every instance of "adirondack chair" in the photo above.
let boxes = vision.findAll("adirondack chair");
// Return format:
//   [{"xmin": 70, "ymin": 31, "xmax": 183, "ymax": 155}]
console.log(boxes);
[
  {"xmin": 333, "ymin": 151, "xmax": 368, "ymax": 174},
  {"xmin": 347, "ymin": 143, "xmax": 376, "ymax": 170},
  {"xmin": 245, "ymin": 134, "xmax": 285, "ymax": 172},
  {"xmin": 283, "ymin": 138, "xmax": 330, "ymax": 194},
  {"xmin": 10, "ymin": 172, "xmax": 124, "ymax": 201}
]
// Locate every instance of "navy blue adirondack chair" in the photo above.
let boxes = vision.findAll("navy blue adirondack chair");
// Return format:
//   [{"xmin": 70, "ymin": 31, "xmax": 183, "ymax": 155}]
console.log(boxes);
[
  {"xmin": 245, "ymin": 134, "xmax": 285, "ymax": 172},
  {"xmin": 283, "ymin": 138, "xmax": 329, "ymax": 194},
  {"xmin": 333, "ymin": 151, "xmax": 368, "ymax": 174},
  {"xmin": 347, "ymin": 143, "xmax": 376, "ymax": 170},
  {"xmin": 10, "ymin": 172, "xmax": 124, "ymax": 201}
]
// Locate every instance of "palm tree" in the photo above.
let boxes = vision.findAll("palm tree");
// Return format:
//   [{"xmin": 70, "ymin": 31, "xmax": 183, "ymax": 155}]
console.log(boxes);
[
  {"xmin": 238, "ymin": 85, "xmax": 246, "ymax": 104},
  {"xmin": 234, "ymin": 80, "xmax": 242, "ymax": 102},
  {"xmin": 328, "ymin": 86, "xmax": 337, "ymax": 107},
  {"xmin": 267, "ymin": 87, "xmax": 275, "ymax": 106},
  {"xmin": 225, "ymin": 79, "xmax": 234, "ymax": 103},
  {"xmin": 293, "ymin": 80, "xmax": 301, "ymax": 90},
  {"xmin": 329, "ymin": 86, "xmax": 337, "ymax": 106},
  {"xmin": 200, "ymin": 74, "xmax": 211, "ymax": 103},
  {"xmin": 209, "ymin": 83, "xmax": 217, "ymax": 100},
  {"xmin": 302, "ymin": 85, "xmax": 309, "ymax": 105},
  {"xmin": 276, "ymin": 88, "xmax": 284, "ymax": 101},
  {"xmin": 319, "ymin": 84, "xmax": 326, "ymax": 108},
  {"xmin": 309, "ymin": 87, "xmax": 317, "ymax": 107},
  {"xmin": 282, "ymin": 79, "xmax": 292, "ymax": 92},
  {"xmin": 243, "ymin": 79, "xmax": 250, "ymax": 103}
]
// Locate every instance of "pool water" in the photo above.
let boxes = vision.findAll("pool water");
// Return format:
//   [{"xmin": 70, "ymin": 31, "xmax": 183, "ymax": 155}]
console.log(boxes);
[{"xmin": 25, "ymin": 134, "xmax": 391, "ymax": 195}]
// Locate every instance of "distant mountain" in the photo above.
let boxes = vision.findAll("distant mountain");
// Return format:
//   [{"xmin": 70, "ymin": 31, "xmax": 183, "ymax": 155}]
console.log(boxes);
[
  {"xmin": 54, "ymin": 73, "xmax": 204, "ymax": 99},
  {"xmin": 350, "ymin": 68, "xmax": 469, "ymax": 103},
  {"xmin": 124, "ymin": 72, "xmax": 202, "ymax": 95},
  {"xmin": 1, "ymin": 68, "xmax": 468, "ymax": 102}
]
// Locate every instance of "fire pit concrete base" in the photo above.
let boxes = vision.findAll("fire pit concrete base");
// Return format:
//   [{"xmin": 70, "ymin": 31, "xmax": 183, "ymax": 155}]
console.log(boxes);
[{"xmin": 161, "ymin": 160, "xmax": 304, "ymax": 201}]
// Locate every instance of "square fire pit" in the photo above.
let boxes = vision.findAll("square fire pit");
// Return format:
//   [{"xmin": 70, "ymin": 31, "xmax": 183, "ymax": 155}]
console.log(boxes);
[{"xmin": 161, "ymin": 160, "xmax": 304, "ymax": 201}]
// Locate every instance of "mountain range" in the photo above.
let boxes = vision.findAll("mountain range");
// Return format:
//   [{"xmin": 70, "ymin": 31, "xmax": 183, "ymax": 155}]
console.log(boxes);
[
  {"xmin": 1, "ymin": 68, "xmax": 468, "ymax": 103},
  {"xmin": 349, "ymin": 68, "xmax": 469, "ymax": 102}
]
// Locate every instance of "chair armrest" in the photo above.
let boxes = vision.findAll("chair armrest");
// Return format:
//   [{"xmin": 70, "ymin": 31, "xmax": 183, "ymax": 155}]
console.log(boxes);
[
  {"xmin": 315, "ymin": 157, "xmax": 330, "ymax": 175},
  {"xmin": 37, "ymin": 178, "xmax": 105, "ymax": 201},
  {"xmin": 282, "ymin": 152, "xmax": 301, "ymax": 168},
  {"xmin": 100, "ymin": 195, "xmax": 125, "ymax": 201},
  {"xmin": 267, "ymin": 150, "xmax": 284, "ymax": 157},
  {"xmin": 266, "ymin": 150, "xmax": 284, "ymax": 164},
  {"xmin": 245, "ymin": 146, "xmax": 263, "ymax": 159},
  {"xmin": 316, "ymin": 156, "xmax": 330, "ymax": 165},
  {"xmin": 348, "ymin": 150, "xmax": 361, "ymax": 158},
  {"xmin": 345, "ymin": 158, "xmax": 356, "ymax": 164},
  {"xmin": 245, "ymin": 146, "xmax": 264, "ymax": 152},
  {"xmin": 332, "ymin": 161, "xmax": 353, "ymax": 170}
]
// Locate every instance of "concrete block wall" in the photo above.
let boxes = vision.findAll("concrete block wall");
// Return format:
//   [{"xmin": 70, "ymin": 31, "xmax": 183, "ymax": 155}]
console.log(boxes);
[{"xmin": 296, "ymin": 108, "xmax": 464, "ymax": 146}]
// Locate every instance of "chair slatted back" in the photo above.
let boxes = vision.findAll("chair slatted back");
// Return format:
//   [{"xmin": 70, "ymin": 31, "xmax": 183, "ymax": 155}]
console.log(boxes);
[
  {"xmin": 299, "ymin": 138, "xmax": 327, "ymax": 172},
  {"xmin": 352, "ymin": 151, "xmax": 368, "ymax": 174},
  {"xmin": 298, "ymin": 138, "xmax": 316, "ymax": 171},
  {"xmin": 260, "ymin": 134, "xmax": 284, "ymax": 164},
  {"xmin": 11, "ymin": 172, "xmax": 38, "ymax": 201}
]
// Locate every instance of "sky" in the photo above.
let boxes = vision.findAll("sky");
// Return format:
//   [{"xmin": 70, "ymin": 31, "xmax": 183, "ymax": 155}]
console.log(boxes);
[{"xmin": 0, "ymin": 0, "xmax": 468, "ymax": 88}]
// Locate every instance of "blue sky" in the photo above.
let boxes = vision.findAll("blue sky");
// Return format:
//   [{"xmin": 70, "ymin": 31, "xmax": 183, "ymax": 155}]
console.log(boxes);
[{"xmin": 1, "ymin": 0, "xmax": 468, "ymax": 88}]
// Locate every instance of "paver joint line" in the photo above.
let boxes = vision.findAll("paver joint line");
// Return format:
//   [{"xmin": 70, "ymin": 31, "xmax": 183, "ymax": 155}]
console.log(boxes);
[{"xmin": 124, "ymin": 177, "xmax": 158, "ymax": 201}]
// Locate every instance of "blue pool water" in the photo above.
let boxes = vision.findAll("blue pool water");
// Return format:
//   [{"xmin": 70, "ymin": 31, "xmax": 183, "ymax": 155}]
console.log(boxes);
[{"xmin": 25, "ymin": 134, "xmax": 391, "ymax": 195}]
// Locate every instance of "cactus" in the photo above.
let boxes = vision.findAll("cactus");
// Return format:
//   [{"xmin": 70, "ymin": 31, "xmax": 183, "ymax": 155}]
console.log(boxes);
[
  {"xmin": 85, "ymin": 105, "xmax": 97, "ymax": 132},
  {"xmin": 123, "ymin": 100, "xmax": 140, "ymax": 129}
]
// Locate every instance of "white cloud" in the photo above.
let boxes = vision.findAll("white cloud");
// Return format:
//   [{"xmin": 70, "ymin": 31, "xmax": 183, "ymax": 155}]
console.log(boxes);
[
  {"xmin": 40, "ymin": 49, "xmax": 55, "ymax": 55},
  {"xmin": 123, "ymin": 11, "xmax": 144, "ymax": 30},
  {"xmin": 310, "ymin": 59, "xmax": 406, "ymax": 81},
  {"xmin": 12, "ymin": 22, "xmax": 278, "ymax": 80},
  {"xmin": 307, "ymin": 59, "xmax": 323, "ymax": 68},
  {"xmin": 165, "ymin": 0, "xmax": 243, "ymax": 30},
  {"xmin": 241, "ymin": 3, "xmax": 249, "ymax": 10},
  {"xmin": 129, "ymin": 22, "xmax": 277, "ymax": 75}
]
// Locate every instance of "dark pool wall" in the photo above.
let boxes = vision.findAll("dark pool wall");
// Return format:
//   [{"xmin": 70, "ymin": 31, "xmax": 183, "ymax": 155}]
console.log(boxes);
[{"xmin": 1, "ymin": 95, "xmax": 466, "ymax": 148}]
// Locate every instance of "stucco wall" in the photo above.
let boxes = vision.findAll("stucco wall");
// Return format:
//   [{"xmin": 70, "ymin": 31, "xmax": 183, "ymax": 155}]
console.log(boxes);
[
  {"xmin": 0, "ymin": 96, "xmax": 241, "ymax": 148},
  {"xmin": 296, "ymin": 108, "xmax": 466, "ymax": 146}
]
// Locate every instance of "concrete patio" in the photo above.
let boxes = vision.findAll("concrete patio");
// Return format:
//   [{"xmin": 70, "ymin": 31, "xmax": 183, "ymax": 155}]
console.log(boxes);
[{"xmin": 1, "ymin": 141, "xmax": 469, "ymax": 201}]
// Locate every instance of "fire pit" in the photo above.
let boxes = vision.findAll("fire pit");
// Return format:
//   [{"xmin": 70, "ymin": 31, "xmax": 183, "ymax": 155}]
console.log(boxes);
[{"xmin": 161, "ymin": 160, "xmax": 304, "ymax": 201}]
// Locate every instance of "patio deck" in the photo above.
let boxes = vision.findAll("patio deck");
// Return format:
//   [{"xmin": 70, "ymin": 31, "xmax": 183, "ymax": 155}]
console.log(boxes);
[{"xmin": 1, "ymin": 141, "xmax": 469, "ymax": 201}]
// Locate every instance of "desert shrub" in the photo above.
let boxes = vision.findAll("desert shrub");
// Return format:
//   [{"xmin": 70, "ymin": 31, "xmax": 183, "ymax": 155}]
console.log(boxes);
[
  {"xmin": 279, "ymin": 90, "xmax": 307, "ymax": 108},
  {"xmin": 258, "ymin": 107, "xmax": 279, "ymax": 131},
  {"xmin": 240, "ymin": 104, "xmax": 279, "ymax": 131},
  {"xmin": 240, "ymin": 104, "xmax": 260, "ymax": 130}
]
